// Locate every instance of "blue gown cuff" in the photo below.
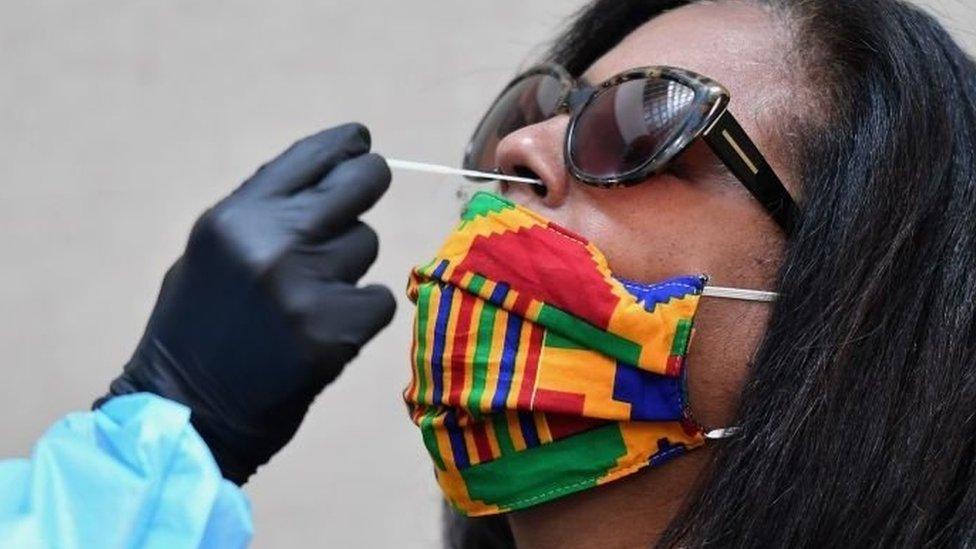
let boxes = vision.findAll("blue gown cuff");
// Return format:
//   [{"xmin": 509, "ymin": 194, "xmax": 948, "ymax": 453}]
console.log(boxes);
[{"xmin": 0, "ymin": 393, "xmax": 253, "ymax": 548}]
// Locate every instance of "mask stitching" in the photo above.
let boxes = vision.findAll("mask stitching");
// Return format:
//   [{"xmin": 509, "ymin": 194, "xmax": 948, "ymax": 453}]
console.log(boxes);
[
  {"xmin": 618, "ymin": 281, "xmax": 700, "ymax": 295},
  {"xmin": 662, "ymin": 369, "xmax": 686, "ymax": 420}
]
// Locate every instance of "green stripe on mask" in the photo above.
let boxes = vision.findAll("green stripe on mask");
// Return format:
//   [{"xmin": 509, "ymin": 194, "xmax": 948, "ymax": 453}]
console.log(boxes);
[
  {"xmin": 467, "ymin": 276, "xmax": 495, "ymax": 420},
  {"xmin": 414, "ymin": 283, "xmax": 433, "ymax": 403},
  {"xmin": 536, "ymin": 304, "xmax": 642, "ymax": 365},
  {"xmin": 461, "ymin": 192, "xmax": 515, "ymax": 222},
  {"xmin": 460, "ymin": 422, "xmax": 628, "ymax": 510}
]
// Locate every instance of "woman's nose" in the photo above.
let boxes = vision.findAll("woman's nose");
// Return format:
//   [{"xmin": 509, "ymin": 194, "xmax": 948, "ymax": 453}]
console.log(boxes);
[{"xmin": 494, "ymin": 116, "xmax": 572, "ymax": 208}]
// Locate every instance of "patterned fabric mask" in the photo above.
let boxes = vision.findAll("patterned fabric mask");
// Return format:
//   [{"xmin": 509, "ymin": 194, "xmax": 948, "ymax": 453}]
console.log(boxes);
[{"xmin": 404, "ymin": 191, "xmax": 751, "ymax": 516}]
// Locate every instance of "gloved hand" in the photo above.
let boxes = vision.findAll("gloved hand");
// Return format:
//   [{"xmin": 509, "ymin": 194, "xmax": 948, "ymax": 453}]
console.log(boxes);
[{"xmin": 96, "ymin": 123, "xmax": 396, "ymax": 484}]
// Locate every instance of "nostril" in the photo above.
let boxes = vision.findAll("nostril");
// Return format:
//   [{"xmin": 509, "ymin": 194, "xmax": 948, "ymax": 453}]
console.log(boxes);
[{"xmin": 513, "ymin": 166, "xmax": 547, "ymax": 198}]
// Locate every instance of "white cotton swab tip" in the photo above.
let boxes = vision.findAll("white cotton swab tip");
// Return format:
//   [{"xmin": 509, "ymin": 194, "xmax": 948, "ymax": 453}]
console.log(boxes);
[{"xmin": 385, "ymin": 158, "xmax": 544, "ymax": 186}]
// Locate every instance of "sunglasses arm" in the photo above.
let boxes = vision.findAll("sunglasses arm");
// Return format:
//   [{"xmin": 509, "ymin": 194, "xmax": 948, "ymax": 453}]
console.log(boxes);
[{"xmin": 702, "ymin": 111, "xmax": 800, "ymax": 234}]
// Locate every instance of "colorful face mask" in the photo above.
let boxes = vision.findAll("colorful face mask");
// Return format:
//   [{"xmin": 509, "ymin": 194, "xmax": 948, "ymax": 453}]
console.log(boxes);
[{"xmin": 404, "ymin": 191, "xmax": 761, "ymax": 516}]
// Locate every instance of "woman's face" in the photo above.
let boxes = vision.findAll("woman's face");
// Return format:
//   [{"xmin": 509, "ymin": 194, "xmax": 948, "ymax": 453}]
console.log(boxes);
[
  {"xmin": 497, "ymin": 0, "xmax": 796, "ymax": 433},
  {"xmin": 493, "ymin": 1, "xmax": 798, "ymax": 546}
]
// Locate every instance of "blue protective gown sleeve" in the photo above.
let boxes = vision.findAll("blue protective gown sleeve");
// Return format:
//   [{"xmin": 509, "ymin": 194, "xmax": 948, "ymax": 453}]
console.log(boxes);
[{"xmin": 0, "ymin": 393, "xmax": 253, "ymax": 548}]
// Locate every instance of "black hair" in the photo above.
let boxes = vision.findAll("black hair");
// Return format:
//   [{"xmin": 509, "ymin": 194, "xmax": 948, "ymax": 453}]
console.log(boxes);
[{"xmin": 447, "ymin": 1, "xmax": 976, "ymax": 546}]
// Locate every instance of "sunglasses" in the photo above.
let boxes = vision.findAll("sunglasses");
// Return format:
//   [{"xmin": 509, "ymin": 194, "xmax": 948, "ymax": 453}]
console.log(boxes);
[{"xmin": 463, "ymin": 63, "xmax": 800, "ymax": 233}]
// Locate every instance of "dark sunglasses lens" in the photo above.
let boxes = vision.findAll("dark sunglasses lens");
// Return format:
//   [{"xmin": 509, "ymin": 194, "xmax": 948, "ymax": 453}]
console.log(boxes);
[
  {"xmin": 570, "ymin": 77, "xmax": 698, "ymax": 180},
  {"xmin": 464, "ymin": 73, "xmax": 563, "ymax": 173}
]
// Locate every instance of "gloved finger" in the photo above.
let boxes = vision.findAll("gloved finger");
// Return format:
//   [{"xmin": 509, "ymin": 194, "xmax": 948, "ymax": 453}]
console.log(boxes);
[
  {"xmin": 275, "ymin": 221, "xmax": 380, "ymax": 284},
  {"xmin": 350, "ymin": 284, "xmax": 398, "ymax": 341},
  {"xmin": 304, "ymin": 283, "xmax": 397, "ymax": 360},
  {"xmin": 156, "ymin": 256, "xmax": 186, "ymax": 296},
  {"xmin": 238, "ymin": 123, "xmax": 371, "ymax": 198},
  {"xmin": 320, "ymin": 283, "xmax": 398, "ymax": 380},
  {"xmin": 298, "ymin": 153, "xmax": 391, "ymax": 239}
]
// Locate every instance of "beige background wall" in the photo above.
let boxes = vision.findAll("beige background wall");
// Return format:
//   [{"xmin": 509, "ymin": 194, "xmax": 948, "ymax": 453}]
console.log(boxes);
[{"xmin": 0, "ymin": 1, "xmax": 972, "ymax": 547}]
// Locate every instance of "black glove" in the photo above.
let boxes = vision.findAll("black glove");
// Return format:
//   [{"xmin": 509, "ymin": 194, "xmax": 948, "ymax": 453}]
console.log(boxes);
[{"xmin": 96, "ymin": 123, "xmax": 396, "ymax": 484}]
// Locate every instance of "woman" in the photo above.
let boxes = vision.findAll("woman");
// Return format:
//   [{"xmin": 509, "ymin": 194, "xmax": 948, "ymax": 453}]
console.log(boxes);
[{"xmin": 437, "ymin": 0, "xmax": 976, "ymax": 546}]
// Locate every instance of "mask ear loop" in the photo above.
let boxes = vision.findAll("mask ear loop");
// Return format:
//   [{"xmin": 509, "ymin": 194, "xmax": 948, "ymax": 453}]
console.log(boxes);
[
  {"xmin": 698, "ymin": 284, "xmax": 775, "ymax": 440},
  {"xmin": 702, "ymin": 286, "xmax": 778, "ymax": 302}
]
